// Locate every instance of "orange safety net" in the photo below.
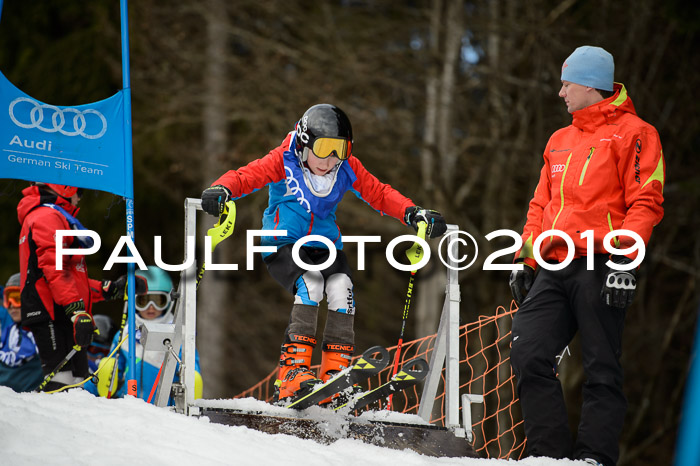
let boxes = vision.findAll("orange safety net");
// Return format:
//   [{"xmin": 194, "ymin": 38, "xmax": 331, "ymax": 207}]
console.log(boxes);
[{"xmin": 235, "ymin": 301, "xmax": 524, "ymax": 460}]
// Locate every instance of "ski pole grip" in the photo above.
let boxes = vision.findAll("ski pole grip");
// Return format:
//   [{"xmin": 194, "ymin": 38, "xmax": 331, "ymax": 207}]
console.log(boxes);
[{"xmin": 416, "ymin": 221, "xmax": 428, "ymax": 240}]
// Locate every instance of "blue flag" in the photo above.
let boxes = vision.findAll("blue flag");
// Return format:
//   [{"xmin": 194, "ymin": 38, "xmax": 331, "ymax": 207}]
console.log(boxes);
[{"xmin": 0, "ymin": 71, "xmax": 131, "ymax": 197}]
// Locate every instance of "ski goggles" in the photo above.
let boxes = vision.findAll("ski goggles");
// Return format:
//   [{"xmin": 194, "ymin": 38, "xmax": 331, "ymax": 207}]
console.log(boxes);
[
  {"xmin": 310, "ymin": 137, "xmax": 352, "ymax": 161},
  {"xmin": 135, "ymin": 292, "xmax": 171, "ymax": 311},
  {"xmin": 3, "ymin": 286, "xmax": 20, "ymax": 308}
]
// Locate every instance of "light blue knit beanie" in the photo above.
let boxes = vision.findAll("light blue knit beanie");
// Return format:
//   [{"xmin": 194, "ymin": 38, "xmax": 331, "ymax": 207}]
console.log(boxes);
[{"xmin": 561, "ymin": 46, "xmax": 614, "ymax": 92}]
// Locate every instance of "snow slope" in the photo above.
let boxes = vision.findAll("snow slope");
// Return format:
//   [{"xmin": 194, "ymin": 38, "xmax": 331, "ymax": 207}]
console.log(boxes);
[{"xmin": 0, "ymin": 386, "xmax": 590, "ymax": 466}]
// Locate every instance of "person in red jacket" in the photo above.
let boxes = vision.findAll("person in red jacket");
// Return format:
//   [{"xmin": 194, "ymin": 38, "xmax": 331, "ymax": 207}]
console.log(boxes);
[
  {"xmin": 201, "ymin": 104, "xmax": 446, "ymax": 402},
  {"xmin": 17, "ymin": 183, "xmax": 145, "ymax": 391},
  {"xmin": 508, "ymin": 46, "xmax": 665, "ymax": 466}
]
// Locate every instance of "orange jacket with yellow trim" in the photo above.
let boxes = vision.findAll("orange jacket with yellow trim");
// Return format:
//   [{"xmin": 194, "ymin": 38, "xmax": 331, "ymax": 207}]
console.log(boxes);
[{"xmin": 515, "ymin": 83, "xmax": 665, "ymax": 267}]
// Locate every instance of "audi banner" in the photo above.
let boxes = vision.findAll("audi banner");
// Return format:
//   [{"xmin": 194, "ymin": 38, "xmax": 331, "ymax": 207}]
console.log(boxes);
[{"xmin": 0, "ymin": 71, "xmax": 131, "ymax": 197}]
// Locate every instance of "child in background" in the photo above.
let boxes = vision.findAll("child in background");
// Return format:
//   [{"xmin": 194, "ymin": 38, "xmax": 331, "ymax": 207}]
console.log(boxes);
[
  {"xmin": 86, "ymin": 266, "xmax": 202, "ymax": 402},
  {"xmin": 0, "ymin": 273, "xmax": 43, "ymax": 392}
]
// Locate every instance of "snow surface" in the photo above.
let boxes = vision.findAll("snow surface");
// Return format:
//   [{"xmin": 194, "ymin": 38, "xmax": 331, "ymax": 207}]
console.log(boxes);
[{"xmin": 1, "ymin": 386, "xmax": 591, "ymax": 466}]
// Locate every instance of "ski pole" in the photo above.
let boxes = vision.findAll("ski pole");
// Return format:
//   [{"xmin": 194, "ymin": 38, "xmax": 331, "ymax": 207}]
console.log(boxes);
[
  {"xmin": 46, "ymin": 334, "xmax": 128, "ymax": 394},
  {"xmin": 107, "ymin": 302, "xmax": 130, "ymax": 398},
  {"xmin": 146, "ymin": 361, "xmax": 164, "ymax": 404},
  {"xmin": 388, "ymin": 221, "xmax": 427, "ymax": 409},
  {"xmin": 36, "ymin": 345, "xmax": 80, "ymax": 392},
  {"xmin": 197, "ymin": 200, "xmax": 236, "ymax": 289}
]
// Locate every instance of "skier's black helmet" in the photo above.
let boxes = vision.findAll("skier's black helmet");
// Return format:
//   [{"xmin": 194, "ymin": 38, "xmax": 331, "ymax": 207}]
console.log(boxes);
[{"xmin": 294, "ymin": 104, "xmax": 353, "ymax": 162}]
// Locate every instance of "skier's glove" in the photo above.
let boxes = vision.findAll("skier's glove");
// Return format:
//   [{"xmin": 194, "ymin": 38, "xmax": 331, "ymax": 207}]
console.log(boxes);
[
  {"xmin": 404, "ymin": 206, "xmax": 447, "ymax": 238},
  {"xmin": 102, "ymin": 275, "xmax": 147, "ymax": 301},
  {"xmin": 509, "ymin": 261, "xmax": 535, "ymax": 306},
  {"xmin": 64, "ymin": 300, "xmax": 96, "ymax": 347},
  {"xmin": 201, "ymin": 185, "xmax": 231, "ymax": 217},
  {"xmin": 601, "ymin": 256, "xmax": 637, "ymax": 308}
]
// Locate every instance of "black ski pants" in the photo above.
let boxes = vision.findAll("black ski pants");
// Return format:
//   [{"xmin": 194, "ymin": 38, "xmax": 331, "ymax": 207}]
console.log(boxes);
[
  {"xmin": 510, "ymin": 255, "xmax": 627, "ymax": 466},
  {"xmin": 29, "ymin": 315, "xmax": 89, "ymax": 391}
]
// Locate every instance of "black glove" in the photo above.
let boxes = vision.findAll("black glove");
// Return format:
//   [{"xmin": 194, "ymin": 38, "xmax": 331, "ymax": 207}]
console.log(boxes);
[
  {"xmin": 509, "ymin": 263, "xmax": 535, "ymax": 306},
  {"xmin": 404, "ymin": 206, "xmax": 447, "ymax": 238},
  {"xmin": 601, "ymin": 256, "xmax": 637, "ymax": 308},
  {"xmin": 102, "ymin": 275, "xmax": 148, "ymax": 301},
  {"xmin": 201, "ymin": 185, "xmax": 231, "ymax": 217},
  {"xmin": 65, "ymin": 300, "xmax": 95, "ymax": 347}
]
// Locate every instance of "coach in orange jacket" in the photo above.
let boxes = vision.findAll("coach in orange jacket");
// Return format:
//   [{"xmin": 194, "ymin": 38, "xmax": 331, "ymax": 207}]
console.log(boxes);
[{"xmin": 508, "ymin": 46, "xmax": 665, "ymax": 466}]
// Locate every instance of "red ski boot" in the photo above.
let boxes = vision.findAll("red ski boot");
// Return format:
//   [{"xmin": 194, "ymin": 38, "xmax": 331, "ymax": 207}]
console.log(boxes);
[
  {"xmin": 318, "ymin": 342, "xmax": 355, "ymax": 405},
  {"xmin": 274, "ymin": 334, "xmax": 321, "ymax": 402}
]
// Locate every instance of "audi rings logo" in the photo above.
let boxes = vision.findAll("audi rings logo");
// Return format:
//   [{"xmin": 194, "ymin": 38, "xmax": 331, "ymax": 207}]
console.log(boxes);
[
  {"xmin": 9, "ymin": 97, "xmax": 107, "ymax": 139},
  {"xmin": 551, "ymin": 163, "xmax": 566, "ymax": 175},
  {"xmin": 284, "ymin": 166, "xmax": 312, "ymax": 212}
]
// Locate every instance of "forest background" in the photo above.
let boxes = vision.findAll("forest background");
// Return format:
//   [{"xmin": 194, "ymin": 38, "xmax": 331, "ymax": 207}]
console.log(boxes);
[{"xmin": 0, "ymin": 1, "xmax": 698, "ymax": 464}]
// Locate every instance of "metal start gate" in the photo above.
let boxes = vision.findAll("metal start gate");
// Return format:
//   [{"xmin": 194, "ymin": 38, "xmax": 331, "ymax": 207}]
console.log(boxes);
[{"xmin": 141, "ymin": 198, "xmax": 484, "ymax": 451}]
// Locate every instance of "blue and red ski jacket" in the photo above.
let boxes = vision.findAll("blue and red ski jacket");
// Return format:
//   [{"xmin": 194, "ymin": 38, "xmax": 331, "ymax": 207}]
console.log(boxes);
[{"xmin": 211, "ymin": 132, "xmax": 414, "ymax": 253}]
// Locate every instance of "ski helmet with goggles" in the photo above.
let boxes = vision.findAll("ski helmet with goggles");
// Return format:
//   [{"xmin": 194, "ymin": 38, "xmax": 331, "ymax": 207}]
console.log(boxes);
[
  {"xmin": 3, "ymin": 273, "xmax": 21, "ymax": 309},
  {"xmin": 42, "ymin": 183, "xmax": 82, "ymax": 198},
  {"xmin": 5, "ymin": 272, "xmax": 20, "ymax": 288},
  {"xmin": 133, "ymin": 266, "xmax": 175, "ymax": 325},
  {"xmin": 294, "ymin": 104, "xmax": 353, "ymax": 163}
]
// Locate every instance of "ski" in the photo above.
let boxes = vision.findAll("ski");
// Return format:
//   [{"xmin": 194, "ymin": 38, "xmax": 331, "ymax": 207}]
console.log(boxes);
[
  {"xmin": 335, "ymin": 357, "xmax": 429, "ymax": 412},
  {"xmin": 285, "ymin": 346, "xmax": 390, "ymax": 410}
]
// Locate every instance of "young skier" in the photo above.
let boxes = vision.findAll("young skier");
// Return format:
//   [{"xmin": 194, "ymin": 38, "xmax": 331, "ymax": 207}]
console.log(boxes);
[
  {"xmin": 86, "ymin": 265, "xmax": 203, "ymax": 402},
  {"xmin": 0, "ymin": 273, "xmax": 43, "ymax": 392},
  {"xmin": 201, "ymin": 103, "xmax": 446, "ymax": 402}
]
